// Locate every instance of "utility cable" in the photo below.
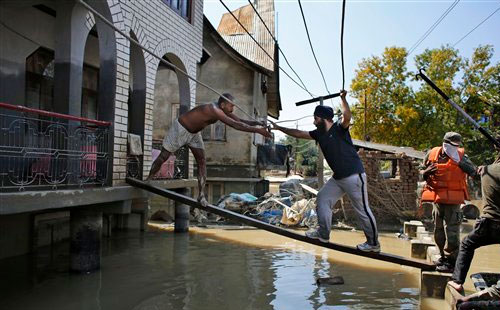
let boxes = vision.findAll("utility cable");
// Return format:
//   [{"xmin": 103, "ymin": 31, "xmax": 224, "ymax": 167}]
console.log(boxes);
[
  {"xmin": 340, "ymin": 0, "xmax": 346, "ymax": 90},
  {"xmin": 77, "ymin": 0, "xmax": 258, "ymax": 121},
  {"xmin": 453, "ymin": 5, "xmax": 500, "ymax": 47},
  {"xmin": 246, "ymin": 0, "xmax": 314, "ymax": 97},
  {"xmin": 408, "ymin": 0, "xmax": 460, "ymax": 55},
  {"xmin": 219, "ymin": 0, "xmax": 316, "ymax": 97},
  {"xmin": 273, "ymin": 115, "xmax": 313, "ymax": 124},
  {"xmin": 297, "ymin": 0, "xmax": 333, "ymax": 100}
]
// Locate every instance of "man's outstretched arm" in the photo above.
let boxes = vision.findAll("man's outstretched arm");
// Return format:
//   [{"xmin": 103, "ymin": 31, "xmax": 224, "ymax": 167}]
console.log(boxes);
[
  {"xmin": 272, "ymin": 123, "xmax": 313, "ymax": 140},
  {"xmin": 228, "ymin": 113, "xmax": 265, "ymax": 127},
  {"xmin": 215, "ymin": 109, "xmax": 272, "ymax": 138}
]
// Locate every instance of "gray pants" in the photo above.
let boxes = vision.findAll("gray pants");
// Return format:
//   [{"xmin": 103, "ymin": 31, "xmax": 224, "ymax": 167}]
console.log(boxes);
[{"xmin": 316, "ymin": 173, "xmax": 379, "ymax": 245}]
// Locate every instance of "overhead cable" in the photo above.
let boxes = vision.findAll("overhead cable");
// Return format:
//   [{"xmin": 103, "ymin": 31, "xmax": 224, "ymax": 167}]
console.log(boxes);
[
  {"xmin": 408, "ymin": 0, "xmax": 460, "ymax": 55},
  {"xmin": 340, "ymin": 0, "xmax": 346, "ymax": 90},
  {"xmin": 453, "ymin": 5, "xmax": 500, "ymax": 47},
  {"xmin": 297, "ymin": 0, "xmax": 333, "ymax": 98}
]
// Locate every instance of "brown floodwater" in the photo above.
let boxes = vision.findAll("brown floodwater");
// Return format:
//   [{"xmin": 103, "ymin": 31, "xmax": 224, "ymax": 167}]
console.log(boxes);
[{"xmin": 0, "ymin": 222, "xmax": 497, "ymax": 310}]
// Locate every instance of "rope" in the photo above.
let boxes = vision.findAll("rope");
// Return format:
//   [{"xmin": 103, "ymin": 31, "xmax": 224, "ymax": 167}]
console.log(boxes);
[
  {"xmin": 340, "ymin": 0, "xmax": 346, "ymax": 90},
  {"xmin": 453, "ymin": 5, "xmax": 500, "ymax": 47},
  {"xmin": 246, "ymin": 0, "xmax": 314, "ymax": 98},
  {"xmin": 77, "ymin": 0, "xmax": 258, "ymax": 121},
  {"xmin": 219, "ymin": 0, "xmax": 316, "ymax": 97}
]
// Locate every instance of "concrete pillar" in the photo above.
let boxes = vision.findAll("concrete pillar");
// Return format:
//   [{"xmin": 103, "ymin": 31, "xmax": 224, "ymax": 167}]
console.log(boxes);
[
  {"xmin": 174, "ymin": 188, "xmax": 191, "ymax": 233},
  {"xmin": 53, "ymin": 1, "xmax": 89, "ymax": 116},
  {"xmin": 70, "ymin": 208, "xmax": 102, "ymax": 273}
]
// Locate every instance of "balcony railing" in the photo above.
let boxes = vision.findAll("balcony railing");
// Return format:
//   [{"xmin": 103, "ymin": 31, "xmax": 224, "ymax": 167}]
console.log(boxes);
[
  {"xmin": 151, "ymin": 140, "xmax": 188, "ymax": 179},
  {"xmin": 0, "ymin": 102, "xmax": 111, "ymax": 192}
]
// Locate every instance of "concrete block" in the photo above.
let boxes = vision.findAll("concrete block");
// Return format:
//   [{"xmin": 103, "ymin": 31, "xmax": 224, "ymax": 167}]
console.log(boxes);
[
  {"xmin": 421, "ymin": 271, "xmax": 453, "ymax": 298},
  {"xmin": 444, "ymin": 283, "xmax": 464, "ymax": 310},
  {"xmin": 417, "ymin": 230, "xmax": 433, "ymax": 240},
  {"xmin": 102, "ymin": 200, "xmax": 132, "ymax": 214},
  {"xmin": 426, "ymin": 246, "xmax": 441, "ymax": 264},
  {"xmin": 411, "ymin": 240, "xmax": 435, "ymax": 259},
  {"xmin": 33, "ymin": 211, "xmax": 70, "ymax": 248},
  {"xmin": 421, "ymin": 236, "xmax": 434, "ymax": 243},
  {"xmin": 404, "ymin": 221, "xmax": 424, "ymax": 238}
]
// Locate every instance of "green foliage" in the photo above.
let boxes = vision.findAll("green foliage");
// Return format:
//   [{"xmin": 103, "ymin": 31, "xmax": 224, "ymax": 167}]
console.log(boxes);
[{"xmin": 350, "ymin": 45, "xmax": 500, "ymax": 165}]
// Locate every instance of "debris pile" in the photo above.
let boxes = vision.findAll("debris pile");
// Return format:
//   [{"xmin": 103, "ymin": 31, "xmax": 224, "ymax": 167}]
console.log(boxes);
[{"xmin": 194, "ymin": 179, "xmax": 318, "ymax": 228}]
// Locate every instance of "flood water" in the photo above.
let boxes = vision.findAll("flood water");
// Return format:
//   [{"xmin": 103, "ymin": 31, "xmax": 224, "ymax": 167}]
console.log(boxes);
[{"xmin": 1, "ymin": 225, "xmax": 498, "ymax": 310}]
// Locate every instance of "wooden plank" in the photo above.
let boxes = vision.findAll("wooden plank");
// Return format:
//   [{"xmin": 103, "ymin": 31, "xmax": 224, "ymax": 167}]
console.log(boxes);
[
  {"xmin": 126, "ymin": 177, "xmax": 435, "ymax": 271},
  {"xmin": 300, "ymin": 183, "xmax": 318, "ymax": 196}
]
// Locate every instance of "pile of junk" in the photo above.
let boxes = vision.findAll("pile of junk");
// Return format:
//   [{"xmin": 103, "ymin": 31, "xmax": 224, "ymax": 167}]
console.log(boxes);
[{"xmin": 193, "ymin": 179, "xmax": 318, "ymax": 229}]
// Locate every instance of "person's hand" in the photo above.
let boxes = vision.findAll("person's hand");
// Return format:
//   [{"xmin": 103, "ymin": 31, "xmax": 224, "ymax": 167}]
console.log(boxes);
[
  {"xmin": 477, "ymin": 165, "xmax": 485, "ymax": 176},
  {"xmin": 423, "ymin": 164, "xmax": 438, "ymax": 177},
  {"xmin": 340, "ymin": 89, "xmax": 347, "ymax": 99},
  {"xmin": 257, "ymin": 127, "xmax": 273, "ymax": 139},
  {"xmin": 268, "ymin": 120, "xmax": 280, "ymax": 131}
]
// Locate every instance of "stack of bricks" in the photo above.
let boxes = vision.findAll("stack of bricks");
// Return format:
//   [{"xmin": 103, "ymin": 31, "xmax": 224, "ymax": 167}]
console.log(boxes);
[{"xmin": 340, "ymin": 149, "xmax": 421, "ymax": 222}]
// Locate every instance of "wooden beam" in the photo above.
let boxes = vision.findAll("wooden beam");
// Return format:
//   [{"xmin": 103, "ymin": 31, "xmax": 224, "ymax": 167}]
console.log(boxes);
[{"xmin": 126, "ymin": 177, "xmax": 435, "ymax": 271}]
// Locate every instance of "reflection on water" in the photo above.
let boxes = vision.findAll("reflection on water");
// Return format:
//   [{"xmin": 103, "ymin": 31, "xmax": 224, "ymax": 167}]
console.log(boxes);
[{"xmin": 0, "ymin": 230, "xmax": 421, "ymax": 310}]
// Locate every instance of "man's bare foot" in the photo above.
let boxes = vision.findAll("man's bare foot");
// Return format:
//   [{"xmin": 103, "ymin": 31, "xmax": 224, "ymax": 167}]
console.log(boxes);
[
  {"xmin": 197, "ymin": 194, "xmax": 208, "ymax": 207},
  {"xmin": 448, "ymin": 280, "xmax": 463, "ymax": 292}
]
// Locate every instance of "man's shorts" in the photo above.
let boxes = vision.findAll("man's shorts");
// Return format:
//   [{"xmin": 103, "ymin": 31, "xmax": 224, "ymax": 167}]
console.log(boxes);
[{"xmin": 162, "ymin": 119, "xmax": 204, "ymax": 152}]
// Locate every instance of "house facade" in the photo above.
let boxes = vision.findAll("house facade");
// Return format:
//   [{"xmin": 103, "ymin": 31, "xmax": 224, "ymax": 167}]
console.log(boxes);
[{"xmin": 0, "ymin": 0, "xmax": 203, "ymax": 261}]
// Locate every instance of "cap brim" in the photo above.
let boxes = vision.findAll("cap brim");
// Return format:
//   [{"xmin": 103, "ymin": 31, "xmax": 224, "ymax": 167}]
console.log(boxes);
[{"xmin": 445, "ymin": 140, "xmax": 461, "ymax": 146}]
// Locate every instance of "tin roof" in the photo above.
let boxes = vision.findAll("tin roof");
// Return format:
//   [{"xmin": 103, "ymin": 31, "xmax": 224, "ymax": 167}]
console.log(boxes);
[{"xmin": 217, "ymin": 1, "xmax": 275, "ymax": 71}]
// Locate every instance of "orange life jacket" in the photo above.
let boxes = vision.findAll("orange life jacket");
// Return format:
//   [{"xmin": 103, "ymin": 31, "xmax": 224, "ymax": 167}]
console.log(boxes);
[{"xmin": 421, "ymin": 146, "xmax": 469, "ymax": 205}]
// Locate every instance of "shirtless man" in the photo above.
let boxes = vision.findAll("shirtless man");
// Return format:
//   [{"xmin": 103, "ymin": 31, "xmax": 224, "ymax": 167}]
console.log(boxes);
[{"xmin": 147, "ymin": 93, "xmax": 271, "ymax": 207}]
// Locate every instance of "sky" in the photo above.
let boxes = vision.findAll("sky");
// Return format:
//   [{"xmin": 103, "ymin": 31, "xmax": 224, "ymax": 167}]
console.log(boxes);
[{"xmin": 203, "ymin": 0, "xmax": 500, "ymax": 137}]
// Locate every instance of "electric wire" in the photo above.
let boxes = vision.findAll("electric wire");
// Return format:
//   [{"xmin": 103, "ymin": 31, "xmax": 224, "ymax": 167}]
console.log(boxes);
[
  {"xmin": 408, "ymin": 0, "xmax": 460, "ymax": 55},
  {"xmin": 453, "ymin": 5, "xmax": 500, "ymax": 47},
  {"xmin": 297, "ymin": 0, "xmax": 333, "ymax": 100}
]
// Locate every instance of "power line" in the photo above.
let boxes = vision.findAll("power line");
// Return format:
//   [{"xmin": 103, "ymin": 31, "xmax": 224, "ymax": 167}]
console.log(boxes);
[
  {"xmin": 453, "ymin": 5, "xmax": 500, "ymax": 47},
  {"xmin": 77, "ymin": 0, "xmax": 258, "ymax": 121},
  {"xmin": 218, "ymin": 0, "xmax": 315, "ymax": 97},
  {"xmin": 297, "ymin": 0, "xmax": 333, "ymax": 99},
  {"xmin": 246, "ymin": 0, "xmax": 314, "ymax": 97},
  {"xmin": 408, "ymin": 0, "xmax": 460, "ymax": 55},
  {"xmin": 274, "ymin": 115, "xmax": 313, "ymax": 123},
  {"xmin": 340, "ymin": 0, "xmax": 346, "ymax": 90}
]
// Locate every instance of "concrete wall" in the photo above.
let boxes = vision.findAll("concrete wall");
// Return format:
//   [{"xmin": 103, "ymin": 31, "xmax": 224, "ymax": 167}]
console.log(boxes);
[{"xmin": 153, "ymin": 67, "xmax": 180, "ymax": 140}]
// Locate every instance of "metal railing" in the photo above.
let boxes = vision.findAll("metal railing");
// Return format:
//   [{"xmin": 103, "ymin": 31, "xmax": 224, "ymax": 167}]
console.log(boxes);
[
  {"xmin": 0, "ymin": 102, "xmax": 111, "ymax": 192},
  {"xmin": 151, "ymin": 140, "xmax": 188, "ymax": 179}
]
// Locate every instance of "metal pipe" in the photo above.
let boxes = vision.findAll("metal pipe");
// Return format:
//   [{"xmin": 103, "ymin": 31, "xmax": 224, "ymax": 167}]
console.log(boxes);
[{"xmin": 416, "ymin": 69, "xmax": 500, "ymax": 148}]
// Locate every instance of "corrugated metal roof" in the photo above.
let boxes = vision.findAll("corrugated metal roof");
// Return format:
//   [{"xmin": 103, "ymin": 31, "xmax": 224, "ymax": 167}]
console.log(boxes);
[
  {"xmin": 217, "ymin": 0, "xmax": 275, "ymax": 71},
  {"xmin": 352, "ymin": 139, "xmax": 425, "ymax": 160}
]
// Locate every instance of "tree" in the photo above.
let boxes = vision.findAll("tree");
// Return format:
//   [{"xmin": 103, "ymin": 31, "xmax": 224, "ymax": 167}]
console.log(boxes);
[{"xmin": 349, "ymin": 45, "xmax": 500, "ymax": 164}]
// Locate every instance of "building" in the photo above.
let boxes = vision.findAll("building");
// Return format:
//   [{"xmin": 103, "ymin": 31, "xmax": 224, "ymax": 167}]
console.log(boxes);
[{"xmin": 0, "ymin": 0, "xmax": 203, "ymax": 264}]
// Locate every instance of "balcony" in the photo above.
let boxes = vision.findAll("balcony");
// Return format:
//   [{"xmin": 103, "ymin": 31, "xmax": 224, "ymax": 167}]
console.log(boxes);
[{"xmin": 0, "ymin": 102, "xmax": 111, "ymax": 192}]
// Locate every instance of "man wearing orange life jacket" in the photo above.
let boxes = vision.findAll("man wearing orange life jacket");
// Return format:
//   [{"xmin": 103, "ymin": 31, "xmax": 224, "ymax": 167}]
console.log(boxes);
[{"xmin": 420, "ymin": 132, "xmax": 477, "ymax": 273}]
